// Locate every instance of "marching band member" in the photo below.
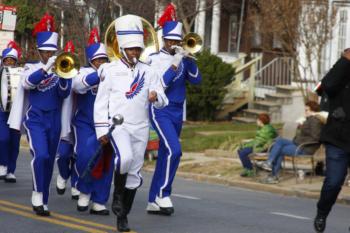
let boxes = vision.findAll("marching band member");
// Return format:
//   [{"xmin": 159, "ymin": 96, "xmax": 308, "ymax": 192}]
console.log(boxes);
[
  {"xmin": 94, "ymin": 15, "xmax": 168, "ymax": 232},
  {"xmin": 22, "ymin": 13, "xmax": 72, "ymax": 216},
  {"xmin": 72, "ymin": 28, "xmax": 112, "ymax": 215},
  {"xmin": 0, "ymin": 41, "xmax": 22, "ymax": 183},
  {"xmin": 147, "ymin": 20, "xmax": 202, "ymax": 215},
  {"xmin": 55, "ymin": 41, "xmax": 79, "ymax": 200}
]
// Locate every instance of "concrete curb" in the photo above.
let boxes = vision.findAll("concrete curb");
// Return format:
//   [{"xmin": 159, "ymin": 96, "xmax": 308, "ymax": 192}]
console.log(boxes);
[{"xmin": 143, "ymin": 167, "xmax": 350, "ymax": 206}]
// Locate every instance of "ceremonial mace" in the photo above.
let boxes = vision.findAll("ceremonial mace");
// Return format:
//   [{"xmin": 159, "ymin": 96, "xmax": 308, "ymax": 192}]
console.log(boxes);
[{"xmin": 81, "ymin": 114, "xmax": 124, "ymax": 179}]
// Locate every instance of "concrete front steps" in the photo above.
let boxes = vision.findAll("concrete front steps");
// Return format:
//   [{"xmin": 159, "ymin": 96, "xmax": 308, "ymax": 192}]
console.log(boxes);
[
  {"xmin": 216, "ymin": 91, "xmax": 249, "ymax": 120},
  {"xmin": 232, "ymin": 85, "xmax": 304, "ymax": 124}
]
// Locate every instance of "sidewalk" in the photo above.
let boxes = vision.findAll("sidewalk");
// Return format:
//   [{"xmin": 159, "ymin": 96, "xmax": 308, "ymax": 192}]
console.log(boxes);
[{"xmin": 143, "ymin": 150, "xmax": 350, "ymax": 205}]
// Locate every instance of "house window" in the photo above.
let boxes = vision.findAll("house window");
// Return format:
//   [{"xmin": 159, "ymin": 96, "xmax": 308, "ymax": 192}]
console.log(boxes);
[
  {"xmin": 273, "ymin": 33, "xmax": 282, "ymax": 49},
  {"xmin": 337, "ymin": 10, "xmax": 348, "ymax": 57},
  {"xmin": 228, "ymin": 14, "xmax": 238, "ymax": 53},
  {"xmin": 251, "ymin": 17, "xmax": 262, "ymax": 48}
]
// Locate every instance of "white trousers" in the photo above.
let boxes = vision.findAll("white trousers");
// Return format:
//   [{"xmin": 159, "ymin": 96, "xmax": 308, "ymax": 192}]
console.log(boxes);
[{"xmin": 110, "ymin": 125, "xmax": 149, "ymax": 189}]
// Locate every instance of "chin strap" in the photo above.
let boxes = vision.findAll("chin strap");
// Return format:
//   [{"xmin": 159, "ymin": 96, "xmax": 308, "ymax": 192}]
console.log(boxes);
[
  {"xmin": 37, "ymin": 49, "xmax": 45, "ymax": 64},
  {"xmin": 89, "ymin": 61, "xmax": 97, "ymax": 70},
  {"xmin": 121, "ymin": 48, "xmax": 139, "ymax": 68}
]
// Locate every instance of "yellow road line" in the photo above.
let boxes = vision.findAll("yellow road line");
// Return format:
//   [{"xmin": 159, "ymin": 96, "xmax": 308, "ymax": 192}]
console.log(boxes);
[
  {"xmin": 0, "ymin": 205, "xmax": 108, "ymax": 233},
  {"xmin": 0, "ymin": 200, "xmax": 138, "ymax": 233},
  {"xmin": 0, "ymin": 200, "xmax": 116, "ymax": 231}
]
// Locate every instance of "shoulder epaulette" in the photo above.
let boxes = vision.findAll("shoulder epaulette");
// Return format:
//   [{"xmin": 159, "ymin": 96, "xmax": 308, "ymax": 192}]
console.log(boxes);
[
  {"xmin": 138, "ymin": 60, "xmax": 150, "ymax": 66},
  {"xmin": 26, "ymin": 60, "xmax": 40, "ymax": 64},
  {"xmin": 149, "ymin": 52, "xmax": 160, "ymax": 57}
]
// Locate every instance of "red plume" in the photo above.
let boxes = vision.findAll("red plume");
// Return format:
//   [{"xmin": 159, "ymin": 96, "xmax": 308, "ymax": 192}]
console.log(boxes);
[
  {"xmin": 88, "ymin": 28, "xmax": 100, "ymax": 45},
  {"xmin": 32, "ymin": 13, "xmax": 56, "ymax": 36},
  {"xmin": 157, "ymin": 3, "xmax": 177, "ymax": 28},
  {"xmin": 7, "ymin": 40, "xmax": 22, "ymax": 59},
  {"xmin": 64, "ymin": 40, "xmax": 75, "ymax": 53}
]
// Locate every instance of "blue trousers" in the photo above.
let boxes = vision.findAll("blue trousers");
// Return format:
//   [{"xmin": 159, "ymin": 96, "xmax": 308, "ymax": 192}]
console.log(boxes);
[
  {"xmin": 73, "ymin": 118, "xmax": 113, "ymax": 204},
  {"xmin": 0, "ymin": 111, "xmax": 21, "ymax": 174},
  {"xmin": 149, "ymin": 103, "xmax": 183, "ymax": 202},
  {"xmin": 238, "ymin": 147, "xmax": 253, "ymax": 170},
  {"xmin": 267, "ymin": 137, "xmax": 304, "ymax": 176},
  {"xmin": 317, "ymin": 143, "xmax": 350, "ymax": 217},
  {"xmin": 56, "ymin": 140, "xmax": 78, "ymax": 187},
  {"xmin": 24, "ymin": 106, "xmax": 61, "ymax": 205}
]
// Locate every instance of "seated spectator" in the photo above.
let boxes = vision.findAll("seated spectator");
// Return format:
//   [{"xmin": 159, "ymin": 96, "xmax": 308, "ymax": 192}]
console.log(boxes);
[
  {"xmin": 237, "ymin": 113, "xmax": 277, "ymax": 177},
  {"xmin": 259, "ymin": 101, "xmax": 326, "ymax": 184}
]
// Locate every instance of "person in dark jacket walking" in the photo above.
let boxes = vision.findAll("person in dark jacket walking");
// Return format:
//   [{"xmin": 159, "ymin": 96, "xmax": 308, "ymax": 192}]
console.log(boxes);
[
  {"xmin": 258, "ymin": 101, "xmax": 324, "ymax": 184},
  {"xmin": 314, "ymin": 50, "xmax": 350, "ymax": 233}
]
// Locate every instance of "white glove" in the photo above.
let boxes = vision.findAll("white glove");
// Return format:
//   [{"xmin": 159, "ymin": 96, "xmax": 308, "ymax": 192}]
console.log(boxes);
[
  {"xmin": 172, "ymin": 53, "xmax": 184, "ymax": 67},
  {"xmin": 43, "ymin": 55, "xmax": 57, "ymax": 73},
  {"xmin": 171, "ymin": 45, "xmax": 190, "ymax": 67},
  {"xmin": 171, "ymin": 45, "xmax": 189, "ymax": 57},
  {"xmin": 97, "ymin": 63, "xmax": 108, "ymax": 81}
]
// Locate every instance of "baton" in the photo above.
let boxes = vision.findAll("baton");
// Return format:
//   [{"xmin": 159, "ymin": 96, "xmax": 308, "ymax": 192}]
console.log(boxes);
[{"xmin": 80, "ymin": 114, "xmax": 124, "ymax": 179}]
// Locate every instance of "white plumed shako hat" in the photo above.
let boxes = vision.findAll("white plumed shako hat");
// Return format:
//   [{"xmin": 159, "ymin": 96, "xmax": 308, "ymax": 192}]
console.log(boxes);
[{"xmin": 115, "ymin": 15, "xmax": 144, "ymax": 49}]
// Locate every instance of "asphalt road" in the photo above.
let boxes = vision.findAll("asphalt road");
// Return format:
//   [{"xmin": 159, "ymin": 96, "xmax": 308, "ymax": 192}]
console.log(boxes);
[{"xmin": 0, "ymin": 148, "xmax": 349, "ymax": 233}]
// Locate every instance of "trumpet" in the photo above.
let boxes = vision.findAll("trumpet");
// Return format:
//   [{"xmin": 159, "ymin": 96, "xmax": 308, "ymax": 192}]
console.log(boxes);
[
  {"xmin": 183, "ymin": 32, "xmax": 203, "ymax": 55},
  {"xmin": 54, "ymin": 52, "xmax": 80, "ymax": 79}
]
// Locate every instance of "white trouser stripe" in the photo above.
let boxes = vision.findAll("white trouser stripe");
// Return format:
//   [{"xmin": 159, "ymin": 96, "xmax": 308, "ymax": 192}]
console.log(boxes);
[
  {"xmin": 23, "ymin": 106, "xmax": 37, "ymax": 191},
  {"xmin": 151, "ymin": 105, "xmax": 172, "ymax": 198},
  {"xmin": 72, "ymin": 124, "xmax": 78, "ymax": 155}
]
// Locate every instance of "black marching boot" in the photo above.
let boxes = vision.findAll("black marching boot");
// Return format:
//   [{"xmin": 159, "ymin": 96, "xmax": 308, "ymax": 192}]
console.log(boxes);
[
  {"xmin": 124, "ymin": 188, "xmax": 137, "ymax": 215},
  {"xmin": 116, "ymin": 188, "xmax": 137, "ymax": 232},
  {"xmin": 112, "ymin": 172, "xmax": 129, "ymax": 232},
  {"xmin": 112, "ymin": 173, "xmax": 127, "ymax": 216}
]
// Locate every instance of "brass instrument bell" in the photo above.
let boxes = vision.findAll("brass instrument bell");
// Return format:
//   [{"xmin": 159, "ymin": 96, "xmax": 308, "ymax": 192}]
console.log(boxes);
[
  {"xmin": 54, "ymin": 52, "xmax": 80, "ymax": 79},
  {"xmin": 183, "ymin": 32, "xmax": 203, "ymax": 54},
  {"xmin": 104, "ymin": 17, "xmax": 159, "ymax": 62}
]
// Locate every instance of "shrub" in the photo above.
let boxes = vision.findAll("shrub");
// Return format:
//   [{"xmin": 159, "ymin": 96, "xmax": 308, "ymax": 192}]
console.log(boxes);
[{"xmin": 186, "ymin": 50, "xmax": 235, "ymax": 121}]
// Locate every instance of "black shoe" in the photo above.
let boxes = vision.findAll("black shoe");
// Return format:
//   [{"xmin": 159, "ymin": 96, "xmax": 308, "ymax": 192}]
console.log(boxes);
[
  {"xmin": 117, "ymin": 216, "xmax": 130, "ymax": 232},
  {"xmin": 77, "ymin": 205, "xmax": 88, "ymax": 212},
  {"xmin": 159, "ymin": 207, "xmax": 174, "ymax": 215},
  {"xmin": 33, "ymin": 206, "xmax": 50, "ymax": 216},
  {"xmin": 56, "ymin": 186, "xmax": 65, "ymax": 195},
  {"xmin": 90, "ymin": 209, "xmax": 110, "ymax": 215},
  {"xmin": 147, "ymin": 209, "xmax": 173, "ymax": 216},
  {"xmin": 4, "ymin": 177, "xmax": 16, "ymax": 183},
  {"xmin": 314, "ymin": 214, "xmax": 326, "ymax": 233},
  {"xmin": 71, "ymin": 195, "xmax": 79, "ymax": 200},
  {"xmin": 0, "ymin": 175, "xmax": 6, "ymax": 180}
]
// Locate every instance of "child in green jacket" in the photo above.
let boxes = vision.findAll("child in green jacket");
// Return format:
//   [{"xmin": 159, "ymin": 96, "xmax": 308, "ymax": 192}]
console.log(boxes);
[{"xmin": 238, "ymin": 113, "xmax": 277, "ymax": 177}]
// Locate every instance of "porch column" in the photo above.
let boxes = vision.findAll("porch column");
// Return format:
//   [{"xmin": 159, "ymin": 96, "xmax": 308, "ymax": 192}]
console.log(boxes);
[
  {"xmin": 195, "ymin": 0, "xmax": 206, "ymax": 40},
  {"xmin": 210, "ymin": 0, "xmax": 221, "ymax": 54}
]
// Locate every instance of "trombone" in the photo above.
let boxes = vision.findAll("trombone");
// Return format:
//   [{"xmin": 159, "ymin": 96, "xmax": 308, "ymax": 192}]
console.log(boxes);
[{"xmin": 53, "ymin": 52, "xmax": 80, "ymax": 79}]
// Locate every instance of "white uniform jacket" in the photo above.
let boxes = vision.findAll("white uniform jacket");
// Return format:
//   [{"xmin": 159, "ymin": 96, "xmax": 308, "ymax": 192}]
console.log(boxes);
[{"xmin": 94, "ymin": 59, "xmax": 168, "ymax": 139}]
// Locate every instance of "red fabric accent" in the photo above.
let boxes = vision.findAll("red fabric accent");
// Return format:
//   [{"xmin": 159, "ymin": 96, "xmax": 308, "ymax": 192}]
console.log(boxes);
[
  {"xmin": 7, "ymin": 40, "xmax": 22, "ymax": 59},
  {"xmin": 88, "ymin": 28, "xmax": 100, "ymax": 45},
  {"xmin": 32, "ymin": 13, "xmax": 56, "ymax": 36},
  {"xmin": 91, "ymin": 158, "xmax": 103, "ymax": 179},
  {"xmin": 91, "ymin": 143, "xmax": 113, "ymax": 179},
  {"xmin": 157, "ymin": 3, "xmax": 177, "ymax": 28},
  {"xmin": 146, "ymin": 140, "xmax": 159, "ymax": 151},
  {"xmin": 103, "ymin": 143, "xmax": 113, "ymax": 173},
  {"xmin": 64, "ymin": 40, "xmax": 75, "ymax": 53}
]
